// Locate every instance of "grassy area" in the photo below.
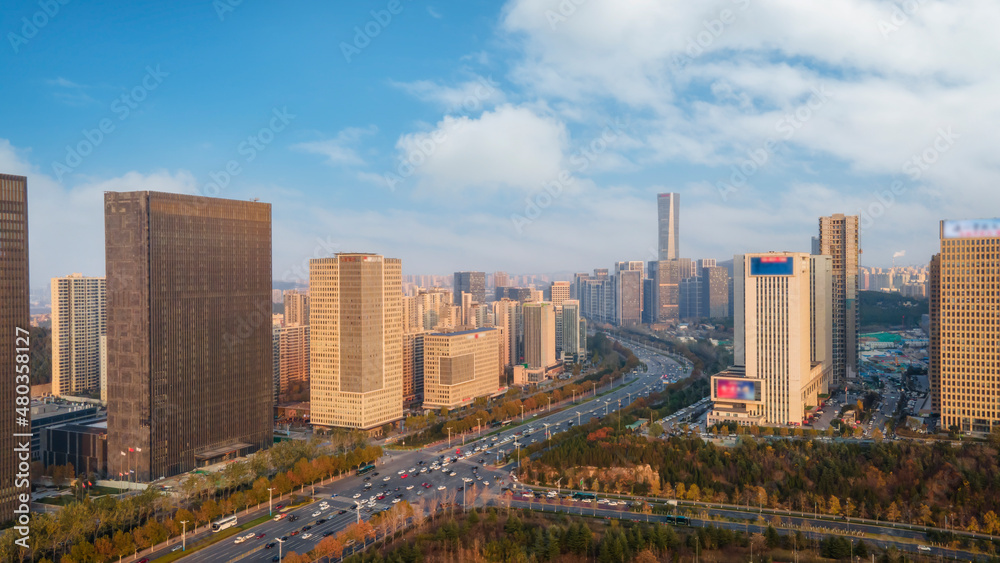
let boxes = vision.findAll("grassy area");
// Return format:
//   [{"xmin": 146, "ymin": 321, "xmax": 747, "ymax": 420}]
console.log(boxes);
[{"xmin": 151, "ymin": 514, "xmax": 272, "ymax": 563}]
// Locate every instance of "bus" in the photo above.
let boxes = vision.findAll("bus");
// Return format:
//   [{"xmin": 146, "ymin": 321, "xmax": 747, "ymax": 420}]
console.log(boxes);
[
  {"xmin": 501, "ymin": 420, "xmax": 513, "ymax": 427},
  {"xmin": 572, "ymin": 492, "xmax": 597, "ymax": 500},
  {"xmin": 663, "ymin": 515, "xmax": 690, "ymax": 526},
  {"xmin": 211, "ymin": 515, "xmax": 238, "ymax": 532},
  {"xmin": 356, "ymin": 463, "xmax": 376, "ymax": 476}
]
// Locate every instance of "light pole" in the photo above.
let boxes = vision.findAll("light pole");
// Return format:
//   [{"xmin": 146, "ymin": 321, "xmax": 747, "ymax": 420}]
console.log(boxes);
[
  {"xmin": 576, "ymin": 411, "xmax": 581, "ymax": 426},
  {"xmin": 547, "ymin": 397, "xmax": 552, "ymax": 411},
  {"xmin": 277, "ymin": 537, "xmax": 284, "ymax": 561},
  {"xmin": 592, "ymin": 382, "xmax": 596, "ymax": 397},
  {"xmin": 447, "ymin": 427, "xmax": 453, "ymax": 448},
  {"xmin": 477, "ymin": 417, "xmax": 482, "ymax": 438},
  {"xmin": 180, "ymin": 520, "xmax": 188, "ymax": 551},
  {"xmin": 604, "ymin": 401, "xmax": 609, "ymax": 415},
  {"xmin": 268, "ymin": 487, "xmax": 275, "ymax": 516},
  {"xmin": 520, "ymin": 404, "xmax": 525, "ymax": 421}
]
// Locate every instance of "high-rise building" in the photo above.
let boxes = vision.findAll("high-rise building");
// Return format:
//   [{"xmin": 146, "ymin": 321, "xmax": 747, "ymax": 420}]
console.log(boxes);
[
  {"xmin": 105, "ymin": 192, "xmax": 272, "ymax": 481},
  {"xmin": 493, "ymin": 271, "xmax": 509, "ymax": 290},
  {"xmin": 931, "ymin": 219, "xmax": 1000, "ymax": 434},
  {"xmin": 701, "ymin": 266, "xmax": 731, "ymax": 318},
  {"xmin": 275, "ymin": 325, "xmax": 310, "ymax": 401},
  {"xmin": 454, "ymin": 271, "xmax": 486, "ymax": 305},
  {"xmin": 816, "ymin": 214, "xmax": 860, "ymax": 382},
  {"xmin": 283, "ymin": 289, "xmax": 310, "ymax": 327},
  {"xmin": 616, "ymin": 269, "xmax": 643, "ymax": 326},
  {"xmin": 657, "ymin": 193, "xmax": 680, "ymax": 260},
  {"xmin": 422, "ymin": 328, "xmax": 501, "ymax": 411},
  {"xmin": 492, "ymin": 299, "xmax": 518, "ymax": 367},
  {"xmin": 679, "ymin": 276, "xmax": 702, "ymax": 319},
  {"xmin": 51, "ymin": 274, "xmax": 106, "ymax": 397},
  {"xmin": 561, "ymin": 300, "xmax": 583, "ymax": 358},
  {"xmin": 402, "ymin": 331, "xmax": 428, "ymax": 406},
  {"xmin": 549, "ymin": 281, "xmax": 570, "ymax": 307},
  {"xmin": 709, "ymin": 253, "xmax": 832, "ymax": 426},
  {"xmin": 647, "ymin": 260, "xmax": 680, "ymax": 324},
  {"xmin": 523, "ymin": 302, "xmax": 556, "ymax": 369},
  {"xmin": 0, "ymin": 174, "xmax": 28, "ymax": 524},
  {"xmin": 310, "ymin": 253, "xmax": 403, "ymax": 433},
  {"xmin": 697, "ymin": 258, "xmax": 717, "ymax": 270}
]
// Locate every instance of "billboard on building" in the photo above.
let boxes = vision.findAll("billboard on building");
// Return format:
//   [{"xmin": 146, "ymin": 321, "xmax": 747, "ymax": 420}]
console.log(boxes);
[
  {"xmin": 942, "ymin": 219, "xmax": 1000, "ymax": 239},
  {"xmin": 749, "ymin": 256, "xmax": 794, "ymax": 276},
  {"xmin": 714, "ymin": 377, "xmax": 762, "ymax": 402}
]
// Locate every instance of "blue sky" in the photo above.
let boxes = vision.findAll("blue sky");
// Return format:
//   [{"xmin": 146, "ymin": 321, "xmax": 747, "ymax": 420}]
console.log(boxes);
[{"xmin": 3, "ymin": 0, "xmax": 997, "ymax": 285}]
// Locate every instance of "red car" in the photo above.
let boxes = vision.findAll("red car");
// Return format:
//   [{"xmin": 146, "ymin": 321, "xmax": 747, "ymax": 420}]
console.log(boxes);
[
  {"xmin": 290, "ymin": 531, "xmax": 299, "ymax": 537},
  {"xmin": 256, "ymin": 533, "xmax": 266, "ymax": 539},
  {"xmin": 401, "ymin": 473, "xmax": 408, "ymax": 478}
]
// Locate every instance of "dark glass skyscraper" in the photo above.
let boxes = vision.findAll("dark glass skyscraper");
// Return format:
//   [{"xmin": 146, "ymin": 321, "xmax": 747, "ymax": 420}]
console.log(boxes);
[
  {"xmin": 0, "ymin": 174, "xmax": 29, "ymax": 524},
  {"xmin": 453, "ymin": 271, "xmax": 486, "ymax": 304},
  {"xmin": 105, "ymin": 191, "xmax": 273, "ymax": 481}
]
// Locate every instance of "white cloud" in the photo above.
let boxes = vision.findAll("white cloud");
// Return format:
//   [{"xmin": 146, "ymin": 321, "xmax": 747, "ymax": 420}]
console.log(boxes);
[
  {"xmin": 394, "ymin": 104, "xmax": 569, "ymax": 194},
  {"xmin": 292, "ymin": 126, "xmax": 377, "ymax": 167},
  {"xmin": 390, "ymin": 76, "xmax": 505, "ymax": 111}
]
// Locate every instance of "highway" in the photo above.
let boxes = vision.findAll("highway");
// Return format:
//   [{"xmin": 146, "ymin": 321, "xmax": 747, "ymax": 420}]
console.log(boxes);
[{"xmin": 164, "ymin": 340, "xmax": 688, "ymax": 562}]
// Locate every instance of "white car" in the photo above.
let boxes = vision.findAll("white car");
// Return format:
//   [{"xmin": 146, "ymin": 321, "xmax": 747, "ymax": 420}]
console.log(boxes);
[
  {"xmin": 918, "ymin": 546, "xmax": 931, "ymax": 552},
  {"xmin": 392, "ymin": 498, "xmax": 401, "ymax": 504},
  {"xmin": 406, "ymin": 485, "xmax": 414, "ymax": 490},
  {"xmin": 437, "ymin": 485, "xmax": 446, "ymax": 491},
  {"xmin": 397, "ymin": 470, "xmax": 405, "ymax": 475},
  {"xmin": 302, "ymin": 533, "xmax": 313, "ymax": 539},
  {"xmin": 449, "ymin": 471, "xmax": 457, "ymax": 476},
  {"xmin": 483, "ymin": 481, "xmax": 490, "ymax": 486},
  {"xmin": 312, "ymin": 511, "xmax": 321, "ymax": 517},
  {"xmin": 408, "ymin": 467, "xmax": 416, "ymax": 473},
  {"xmin": 353, "ymin": 493, "xmax": 361, "ymax": 498},
  {"xmin": 383, "ymin": 476, "xmax": 391, "ymax": 481},
  {"xmin": 234, "ymin": 537, "xmax": 246, "ymax": 544}
]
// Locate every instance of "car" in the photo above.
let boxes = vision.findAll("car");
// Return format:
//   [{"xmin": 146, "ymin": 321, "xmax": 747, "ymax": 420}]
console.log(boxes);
[
  {"xmin": 377, "ymin": 494, "xmax": 386, "ymax": 500},
  {"xmin": 353, "ymin": 493, "xmax": 361, "ymax": 498},
  {"xmin": 483, "ymin": 481, "xmax": 490, "ymax": 486},
  {"xmin": 363, "ymin": 476, "xmax": 371, "ymax": 481},
  {"xmin": 437, "ymin": 485, "xmax": 446, "ymax": 491},
  {"xmin": 317, "ymin": 518, "xmax": 327, "ymax": 524},
  {"xmin": 420, "ymin": 467, "xmax": 428, "ymax": 473},
  {"xmin": 918, "ymin": 546, "xmax": 931, "ymax": 552},
  {"xmin": 409, "ymin": 467, "xmax": 416, "ymax": 472},
  {"xmin": 323, "ymin": 531, "xmax": 334, "ymax": 537},
  {"xmin": 171, "ymin": 545, "xmax": 182, "ymax": 552},
  {"xmin": 406, "ymin": 485, "xmax": 414, "ymax": 490},
  {"xmin": 449, "ymin": 471, "xmax": 457, "ymax": 476},
  {"xmin": 373, "ymin": 472, "xmax": 379, "ymax": 476},
  {"xmin": 275, "ymin": 504, "xmax": 284, "ymax": 510},
  {"xmin": 401, "ymin": 473, "xmax": 408, "ymax": 478},
  {"xmin": 302, "ymin": 525, "xmax": 312, "ymax": 531},
  {"xmin": 280, "ymin": 536, "xmax": 289, "ymax": 541},
  {"xmin": 312, "ymin": 511, "xmax": 321, "ymax": 517},
  {"xmin": 383, "ymin": 476, "xmax": 391, "ymax": 481},
  {"xmin": 458, "ymin": 486, "xmax": 464, "ymax": 491},
  {"xmin": 331, "ymin": 492, "xmax": 338, "ymax": 497},
  {"xmin": 302, "ymin": 533, "xmax": 313, "ymax": 539},
  {"xmin": 397, "ymin": 469, "xmax": 405, "ymax": 475},
  {"xmin": 417, "ymin": 490, "xmax": 423, "ymax": 495},
  {"xmin": 234, "ymin": 537, "xmax": 246, "ymax": 544},
  {"xmin": 290, "ymin": 531, "xmax": 299, "ymax": 536},
  {"xmin": 256, "ymin": 533, "xmax": 266, "ymax": 539},
  {"xmin": 272, "ymin": 557, "xmax": 280, "ymax": 563}
]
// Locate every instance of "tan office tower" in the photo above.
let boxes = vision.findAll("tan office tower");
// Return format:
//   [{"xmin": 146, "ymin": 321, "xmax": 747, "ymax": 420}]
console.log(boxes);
[
  {"xmin": 0, "ymin": 174, "xmax": 28, "ymax": 525},
  {"xmin": 105, "ymin": 192, "xmax": 272, "ymax": 481},
  {"xmin": 932, "ymin": 219, "xmax": 1000, "ymax": 434},
  {"xmin": 492, "ymin": 299, "xmax": 517, "ymax": 367},
  {"xmin": 523, "ymin": 302, "xmax": 556, "ymax": 369},
  {"xmin": 422, "ymin": 328, "xmax": 501, "ymax": 411},
  {"xmin": 710, "ymin": 253, "xmax": 831, "ymax": 426},
  {"xmin": 403, "ymin": 331, "xmax": 428, "ymax": 406},
  {"xmin": 276, "ymin": 325, "xmax": 310, "ymax": 401},
  {"xmin": 817, "ymin": 214, "xmax": 860, "ymax": 383},
  {"xmin": 51, "ymin": 274, "xmax": 106, "ymax": 397},
  {"xmin": 562, "ymin": 300, "xmax": 582, "ymax": 357},
  {"xmin": 283, "ymin": 289, "xmax": 310, "ymax": 327},
  {"xmin": 310, "ymin": 253, "xmax": 402, "ymax": 433},
  {"xmin": 549, "ymin": 281, "xmax": 570, "ymax": 307}
]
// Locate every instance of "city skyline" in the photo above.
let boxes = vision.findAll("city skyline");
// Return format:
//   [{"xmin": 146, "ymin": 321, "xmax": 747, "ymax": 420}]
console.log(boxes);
[{"xmin": 2, "ymin": 1, "xmax": 993, "ymax": 284}]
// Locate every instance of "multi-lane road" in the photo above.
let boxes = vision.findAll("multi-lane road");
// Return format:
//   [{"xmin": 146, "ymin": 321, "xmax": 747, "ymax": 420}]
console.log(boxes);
[{"xmin": 165, "ymin": 341, "xmax": 689, "ymax": 562}]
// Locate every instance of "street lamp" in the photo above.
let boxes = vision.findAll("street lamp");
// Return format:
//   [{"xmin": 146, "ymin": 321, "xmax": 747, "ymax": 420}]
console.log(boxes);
[
  {"xmin": 576, "ymin": 411, "xmax": 581, "ymax": 426},
  {"xmin": 180, "ymin": 520, "xmax": 188, "ymax": 551},
  {"xmin": 604, "ymin": 401, "xmax": 609, "ymax": 415},
  {"xmin": 268, "ymin": 487, "xmax": 275, "ymax": 516},
  {"xmin": 476, "ymin": 417, "xmax": 482, "ymax": 437},
  {"xmin": 547, "ymin": 397, "xmax": 552, "ymax": 411},
  {"xmin": 592, "ymin": 382, "xmax": 597, "ymax": 397},
  {"xmin": 277, "ymin": 537, "xmax": 284, "ymax": 561},
  {"xmin": 447, "ymin": 427, "xmax": 453, "ymax": 448},
  {"xmin": 520, "ymin": 404, "xmax": 525, "ymax": 421}
]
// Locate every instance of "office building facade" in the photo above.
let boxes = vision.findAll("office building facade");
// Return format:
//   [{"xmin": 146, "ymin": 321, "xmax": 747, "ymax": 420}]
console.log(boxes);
[
  {"xmin": 422, "ymin": 328, "xmax": 501, "ymax": 411},
  {"xmin": 310, "ymin": 253, "xmax": 403, "ymax": 433},
  {"xmin": 283, "ymin": 289, "xmax": 310, "ymax": 327},
  {"xmin": 0, "ymin": 174, "xmax": 28, "ymax": 524},
  {"xmin": 454, "ymin": 271, "xmax": 486, "ymax": 305},
  {"xmin": 523, "ymin": 302, "xmax": 556, "ymax": 369},
  {"xmin": 105, "ymin": 191, "xmax": 273, "ymax": 481},
  {"xmin": 931, "ymin": 219, "xmax": 1000, "ymax": 434},
  {"xmin": 276, "ymin": 324, "xmax": 310, "ymax": 401},
  {"xmin": 816, "ymin": 214, "xmax": 860, "ymax": 382},
  {"xmin": 51, "ymin": 274, "xmax": 106, "ymax": 397},
  {"xmin": 403, "ymin": 331, "xmax": 428, "ymax": 406}
]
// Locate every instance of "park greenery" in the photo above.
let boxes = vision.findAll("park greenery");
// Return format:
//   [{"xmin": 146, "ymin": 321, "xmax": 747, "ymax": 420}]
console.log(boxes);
[{"xmin": 0, "ymin": 437, "xmax": 382, "ymax": 563}]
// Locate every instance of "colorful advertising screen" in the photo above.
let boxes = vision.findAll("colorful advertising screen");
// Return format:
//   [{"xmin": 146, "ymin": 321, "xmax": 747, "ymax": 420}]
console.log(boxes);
[
  {"xmin": 942, "ymin": 219, "xmax": 1000, "ymax": 239},
  {"xmin": 750, "ymin": 255, "xmax": 795, "ymax": 276},
  {"xmin": 715, "ymin": 378, "xmax": 761, "ymax": 401}
]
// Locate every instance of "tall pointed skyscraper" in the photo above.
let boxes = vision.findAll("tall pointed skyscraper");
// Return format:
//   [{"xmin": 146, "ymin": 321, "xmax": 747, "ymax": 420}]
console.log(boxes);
[{"xmin": 657, "ymin": 193, "xmax": 680, "ymax": 260}]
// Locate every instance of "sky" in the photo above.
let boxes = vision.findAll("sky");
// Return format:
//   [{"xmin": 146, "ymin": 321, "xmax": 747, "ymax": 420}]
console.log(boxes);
[{"xmin": 3, "ymin": 0, "xmax": 998, "ymax": 286}]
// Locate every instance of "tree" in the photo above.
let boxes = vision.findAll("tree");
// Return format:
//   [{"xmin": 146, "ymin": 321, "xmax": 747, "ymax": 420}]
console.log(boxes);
[
  {"xmin": 919, "ymin": 504, "xmax": 933, "ymax": 526},
  {"xmin": 649, "ymin": 423, "xmax": 663, "ymax": 437},
  {"xmin": 886, "ymin": 501, "xmax": 901, "ymax": 522},
  {"xmin": 765, "ymin": 525, "xmax": 780, "ymax": 548},
  {"xmin": 828, "ymin": 496, "xmax": 841, "ymax": 516}
]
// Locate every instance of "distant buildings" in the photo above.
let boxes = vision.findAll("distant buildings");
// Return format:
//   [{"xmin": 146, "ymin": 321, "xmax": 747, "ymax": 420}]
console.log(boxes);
[
  {"xmin": 402, "ymin": 331, "xmax": 428, "ymax": 407},
  {"xmin": 0, "ymin": 174, "xmax": 29, "ymax": 523},
  {"xmin": 310, "ymin": 253, "xmax": 402, "ymax": 434},
  {"xmin": 283, "ymin": 289, "xmax": 310, "ymax": 327},
  {"xmin": 658, "ymin": 193, "xmax": 680, "ymax": 260},
  {"xmin": 817, "ymin": 214, "xmax": 860, "ymax": 382},
  {"xmin": 422, "ymin": 328, "xmax": 501, "ymax": 411},
  {"xmin": 561, "ymin": 300, "xmax": 584, "ymax": 358},
  {"xmin": 549, "ymin": 281, "xmax": 570, "ymax": 306},
  {"xmin": 646, "ymin": 260, "xmax": 680, "ymax": 324},
  {"xmin": 454, "ymin": 271, "xmax": 486, "ymax": 305},
  {"xmin": 105, "ymin": 192, "xmax": 273, "ymax": 481},
  {"xmin": 709, "ymin": 253, "xmax": 832, "ymax": 426},
  {"xmin": 274, "ymin": 324, "xmax": 310, "ymax": 401},
  {"xmin": 930, "ymin": 218, "xmax": 1000, "ymax": 434},
  {"xmin": 50, "ymin": 274, "xmax": 106, "ymax": 398}
]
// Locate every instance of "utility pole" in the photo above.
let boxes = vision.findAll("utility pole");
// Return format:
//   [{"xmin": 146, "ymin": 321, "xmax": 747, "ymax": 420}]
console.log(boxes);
[
  {"xmin": 477, "ymin": 417, "xmax": 482, "ymax": 437},
  {"xmin": 520, "ymin": 404, "xmax": 525, "ymax": 421},
  {"xmin": 180, "ymin": 520, "xmax": 188, "ymax": 551},
  {"xmin": 447, "ymin": 427, "xmax": 453, "ymax": 448},
  {"xmin": 267, "ymin": 487, "xmax": 275, "ymax": 515}
]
